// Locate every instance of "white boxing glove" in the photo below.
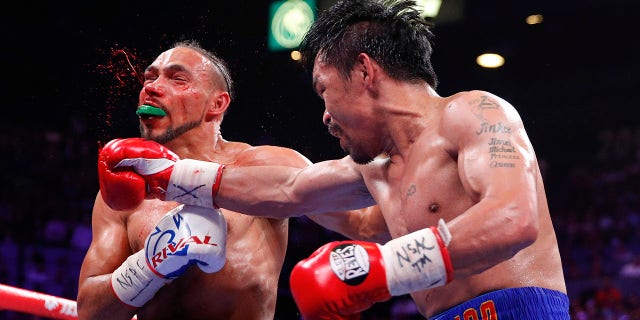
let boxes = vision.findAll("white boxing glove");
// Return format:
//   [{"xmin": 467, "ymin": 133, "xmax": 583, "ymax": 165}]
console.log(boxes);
[{"xmin": 111, "ymin": 205, "xmax": 227, "ymax": 307}]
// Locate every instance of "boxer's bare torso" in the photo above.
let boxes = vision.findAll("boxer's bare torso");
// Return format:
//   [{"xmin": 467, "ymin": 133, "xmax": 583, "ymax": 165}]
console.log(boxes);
[
  {"xmin": 357, "ymin": 91, "xmax": 566, "ymax": 317},
  {"xmin": 80, "ymin": 140, "xmax": 307, "ymax": 320},
  {"xmin": 126, "ymin": 199, "xmax": 287, "ymax": 320}
]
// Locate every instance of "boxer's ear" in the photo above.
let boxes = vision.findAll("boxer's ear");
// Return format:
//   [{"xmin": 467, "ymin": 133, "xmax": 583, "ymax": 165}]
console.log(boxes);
[
  {"xmin": 354, "ymin": 53, "xmax": 383, "ymax": 95},
  {"xmin": 205, "ymin": 90, "xmax": 230, "ymax": 120}
]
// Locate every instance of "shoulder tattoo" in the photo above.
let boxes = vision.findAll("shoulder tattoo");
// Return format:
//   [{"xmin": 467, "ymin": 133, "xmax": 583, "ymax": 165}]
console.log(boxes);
[{"xmin": 469, "ymin": 95, "xmax": 519, "ymax": 169}]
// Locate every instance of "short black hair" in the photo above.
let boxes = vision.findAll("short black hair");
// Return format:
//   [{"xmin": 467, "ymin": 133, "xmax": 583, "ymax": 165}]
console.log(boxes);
[{"xmin": 300, "ymin": 0, "xmax": 437, "ymax": 88}]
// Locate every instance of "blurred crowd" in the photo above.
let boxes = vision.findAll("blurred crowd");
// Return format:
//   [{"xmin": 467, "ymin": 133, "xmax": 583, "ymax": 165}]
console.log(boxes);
[
  {"xmin": 552, "ymin": 126, "xmax": 640, "ymax": 319},
  {"xmin": 1, "ymin": 112, "xmax": 639, "ymax": 319}
]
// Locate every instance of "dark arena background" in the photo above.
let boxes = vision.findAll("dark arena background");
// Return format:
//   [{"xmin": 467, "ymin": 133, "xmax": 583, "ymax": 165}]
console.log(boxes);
[{"xmin": 2, "ymin": 0, "xmax": 640, "ymax": 318}]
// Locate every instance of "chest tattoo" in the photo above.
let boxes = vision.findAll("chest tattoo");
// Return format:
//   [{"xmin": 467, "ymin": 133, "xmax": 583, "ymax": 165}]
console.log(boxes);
[{"xmin": 406, "ymin": 184, "xmax": 416, "ymax": 197}]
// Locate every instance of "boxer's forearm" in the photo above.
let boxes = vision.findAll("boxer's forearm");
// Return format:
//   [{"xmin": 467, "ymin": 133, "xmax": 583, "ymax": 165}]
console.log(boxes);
[
  {"xmin": 306, "ymin": 206, "xmax": 391, "ymax": 243},
  {"xmin": 77, "ymin": 275, "xmax": 137, "ymax": 320},
  {"xmin": 216, "ymin": 158, "xmax": 375, "ymax": 218}
]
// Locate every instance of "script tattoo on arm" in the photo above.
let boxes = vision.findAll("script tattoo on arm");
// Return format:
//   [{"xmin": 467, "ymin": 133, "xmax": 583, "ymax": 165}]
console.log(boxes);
[{"xmin": 470, "ymin": 96, "xmax": 519, "ymax": 169}]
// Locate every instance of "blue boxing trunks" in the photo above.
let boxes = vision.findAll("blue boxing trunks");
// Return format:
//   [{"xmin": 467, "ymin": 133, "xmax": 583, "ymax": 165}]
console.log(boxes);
[{"xmin": 430, "ymin": 287, "xmax": 569, "ymax": 320}]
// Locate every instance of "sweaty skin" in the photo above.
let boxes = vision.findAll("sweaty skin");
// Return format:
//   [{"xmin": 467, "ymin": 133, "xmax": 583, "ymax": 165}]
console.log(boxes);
[
  {"xmin": 81, "ymin": 143, "xmax": 297, "ymax": 320},
  {"xmin": 77, "ymin": 46, "xmax": 387, "ymax": 320},
  {"xmin": 213, "ymin": 54, "xmax": 566, "ymax": 317}
]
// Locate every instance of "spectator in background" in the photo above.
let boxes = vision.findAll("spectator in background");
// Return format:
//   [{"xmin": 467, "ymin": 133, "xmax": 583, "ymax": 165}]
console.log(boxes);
[
  {"xmin": 594, "ymin": 277, "xmax": 624, "ymax": 316},
  {"xmin": 23, "ymin": 251, "xmax": 50, "ymax": 294},
  {"xmin": 619, "ymin": 254, "xmax": 640, "ymax": 279}
]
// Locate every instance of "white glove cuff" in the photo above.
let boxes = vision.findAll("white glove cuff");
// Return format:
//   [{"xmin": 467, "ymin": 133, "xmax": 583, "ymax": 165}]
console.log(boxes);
[
  {"xmin": 166, "ymin": 159, "xmax": 225, "ymax": 208},
  {"xmin": 111, "ymin": 250, "xmax": 167, "ymax": 307},
  {"xmin": 380, "ymin": 219, "xmax": 453, "ymax": 296}
]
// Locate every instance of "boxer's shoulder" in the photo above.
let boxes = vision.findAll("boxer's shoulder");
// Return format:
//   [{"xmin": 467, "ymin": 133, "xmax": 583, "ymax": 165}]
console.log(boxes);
[{"xmin": 233, "ymin": 144, "xmax": 311, "ymax": 168}]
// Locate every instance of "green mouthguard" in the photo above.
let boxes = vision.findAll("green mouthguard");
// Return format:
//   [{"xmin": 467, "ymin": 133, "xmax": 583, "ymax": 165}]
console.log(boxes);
[{"xmin": 136, "ymin": 105, "xmax": 167, "ymax": 117}]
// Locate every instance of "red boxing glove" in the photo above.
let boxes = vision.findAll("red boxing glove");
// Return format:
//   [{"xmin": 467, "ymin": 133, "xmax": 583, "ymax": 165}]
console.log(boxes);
[
  {"xmin": 98, "ymin": 138, "xmax": 224, "ymax": 211},
  {"xmin": 290, "ymin": 241, "xmax": 390, "ymax": 320},
  {"xmin": 290, "ymin": 219, "xmax": 453, "ymax": 320},
  {"xmin": 98, "ymin": 138, "xmax": 177, "ymax": 211}
]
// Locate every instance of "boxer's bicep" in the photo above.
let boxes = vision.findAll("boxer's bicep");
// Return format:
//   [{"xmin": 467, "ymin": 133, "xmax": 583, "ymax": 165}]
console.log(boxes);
[
  {"xmin": 218, "ymin": 156, "xmax": 372, "ymax": 218},
  {"xmin": 79, "ymin": 192, "xmax": 132, "ymax": 280},
  {"xmin": 444, "ymin": 92, "xmax": 540, "ymax": 274},
  {"xmin": 77, "ymin": 192, "xmax": 139, "ymax": 319},
  {"xmin": 290, "ymin": 156, "xmax": 374, "ymax": 214},
  {"xmin": 453, "ymin": 92, "xmax": 536, "ymax": 203}
]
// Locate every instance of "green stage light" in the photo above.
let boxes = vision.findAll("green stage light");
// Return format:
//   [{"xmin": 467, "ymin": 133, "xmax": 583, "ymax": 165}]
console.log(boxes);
[{"xmin": 268, "ymin": 0, "xmax": 316, "ymax": 51}]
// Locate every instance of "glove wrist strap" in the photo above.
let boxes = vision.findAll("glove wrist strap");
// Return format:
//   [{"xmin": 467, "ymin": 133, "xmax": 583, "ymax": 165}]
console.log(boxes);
[
  {"xmin": 379, "ymin": 218, "xmax": 453, "ymax": 296},
  {"xmin": 166, "ymin": 159, "xmax": 225, "ymax": 208},
  {"xmin": 111, "ymin": 250, "xmax": 166, "ymax": 307}
]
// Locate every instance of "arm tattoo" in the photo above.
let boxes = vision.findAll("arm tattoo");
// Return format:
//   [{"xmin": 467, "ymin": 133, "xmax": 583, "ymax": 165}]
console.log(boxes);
[
  {"xmin": 471, "ymin": 95, "xmax": 499, "ymax": 121},
  {"xmin": 468, "ymin": 95, "xmax": 519, "ymax": 169}
]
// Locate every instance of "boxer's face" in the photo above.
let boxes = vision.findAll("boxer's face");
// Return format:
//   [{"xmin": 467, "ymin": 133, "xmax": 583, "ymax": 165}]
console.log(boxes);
[
  {"xmin": 137, "ymin": 47, "xmax": 217, "ymax": 143},
  {"xmin": 313, "ymin": 54, "xmax": 381, "ymax": 164}
]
